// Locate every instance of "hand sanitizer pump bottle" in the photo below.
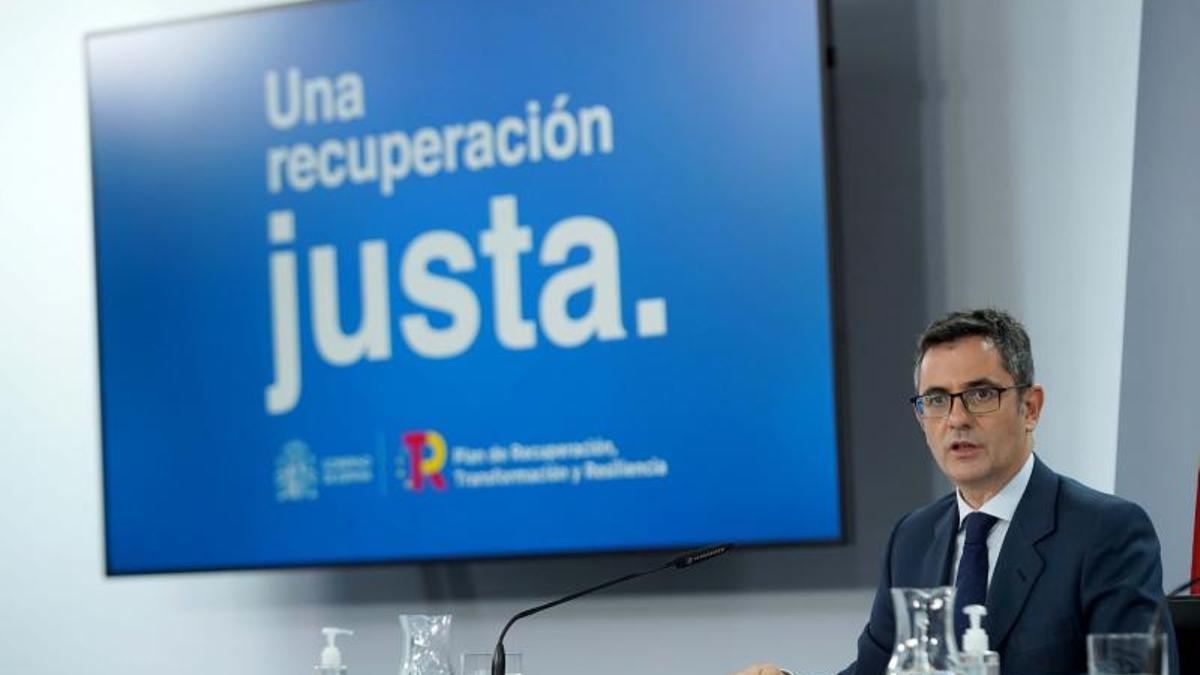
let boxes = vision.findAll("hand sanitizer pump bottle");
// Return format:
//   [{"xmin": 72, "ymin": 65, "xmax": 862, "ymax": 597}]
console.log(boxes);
[
  {"xmin": 316, "ymin": 627, "xmax": 353, "ymax": 675},
  {"xmin": 959, "ymin": 606, "xmax": 999, "ymax": 675}
]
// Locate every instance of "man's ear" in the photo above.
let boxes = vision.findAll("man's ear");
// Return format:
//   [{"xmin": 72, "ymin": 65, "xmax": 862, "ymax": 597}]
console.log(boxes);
[{"xmin": 1022, "ymin": 384, "xmax": 1045, "ymax": 431}]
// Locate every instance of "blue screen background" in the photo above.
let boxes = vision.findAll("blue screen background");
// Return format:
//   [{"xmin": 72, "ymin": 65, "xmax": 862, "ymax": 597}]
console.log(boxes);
[{"xmin": 88, "ymin": 0, "xmax": 842, "ymax": 574}]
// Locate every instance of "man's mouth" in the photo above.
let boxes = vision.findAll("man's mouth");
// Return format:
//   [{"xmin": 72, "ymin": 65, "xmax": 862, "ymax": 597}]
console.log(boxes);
[{"xmin": 948, "ymin": 441, "xmax": 981, "ymax": 454}]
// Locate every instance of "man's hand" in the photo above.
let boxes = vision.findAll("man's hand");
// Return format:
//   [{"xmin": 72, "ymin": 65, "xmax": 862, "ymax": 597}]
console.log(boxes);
[{"xmin": 732, "ymin": 664, "xmax": 786, "ymax": 675}]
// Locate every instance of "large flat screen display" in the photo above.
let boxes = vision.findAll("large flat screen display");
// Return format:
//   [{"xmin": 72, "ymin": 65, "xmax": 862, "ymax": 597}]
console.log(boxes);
[{"xmin": 88, "ymin": 0, "xmax": 842, "ymax": 574}]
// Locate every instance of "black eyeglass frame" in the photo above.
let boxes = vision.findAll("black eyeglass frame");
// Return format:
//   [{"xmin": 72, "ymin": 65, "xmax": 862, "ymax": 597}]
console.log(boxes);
[{"xmin": 908, "ymin": 384, "xmax": 1031, "ymax": 418}]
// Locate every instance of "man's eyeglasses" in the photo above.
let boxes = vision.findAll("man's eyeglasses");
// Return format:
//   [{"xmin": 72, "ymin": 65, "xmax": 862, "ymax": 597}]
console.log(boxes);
[{"xmin": 909, "ymin": 385, "xmax": 1030, "ymax": 419}]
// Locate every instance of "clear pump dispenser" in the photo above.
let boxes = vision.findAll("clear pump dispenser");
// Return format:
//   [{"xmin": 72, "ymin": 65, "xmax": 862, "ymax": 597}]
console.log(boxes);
[
  {"xmin": 316, "ymin": 627, "xmax": 353, "ymax": 675},
  {"xmin": 959, "ymin": 605, "xmax": 999, "ymax": 675}
]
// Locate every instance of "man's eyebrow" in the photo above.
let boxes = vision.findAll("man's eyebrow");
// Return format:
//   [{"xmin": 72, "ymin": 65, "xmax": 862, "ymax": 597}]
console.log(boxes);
[
  {"xmin": 919, "ymin": 379, "xmax": 1002, "ymax": 396},
  {"xmin": 965, "ymin": 377, "xmax": 1003, "ymax": 388}
]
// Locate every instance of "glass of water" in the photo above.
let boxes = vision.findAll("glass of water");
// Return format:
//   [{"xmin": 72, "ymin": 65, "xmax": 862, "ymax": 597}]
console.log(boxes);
[
  {"xmin": 460, "ymin": 652, "xmax": 523, "ymax": 675},
  {"xmin": 1087, "ymin": 633, "xmax": 1167, "ymax": 675}
]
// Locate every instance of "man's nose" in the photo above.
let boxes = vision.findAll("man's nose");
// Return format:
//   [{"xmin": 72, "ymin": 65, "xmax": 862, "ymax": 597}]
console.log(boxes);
[{"xmin": 946, "ymin": 396, "xmax": 974, "ymax": 427}]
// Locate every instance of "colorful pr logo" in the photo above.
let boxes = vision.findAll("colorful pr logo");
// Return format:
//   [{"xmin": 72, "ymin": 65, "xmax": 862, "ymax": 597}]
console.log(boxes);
[{"xmin": 402, "ymin": 430, "xmax": 448, "ymax": 491}]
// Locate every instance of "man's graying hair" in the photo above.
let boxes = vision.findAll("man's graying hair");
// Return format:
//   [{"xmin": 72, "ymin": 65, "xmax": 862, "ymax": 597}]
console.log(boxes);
[{"xmin": 913, "ymin": 308, "xmax": 1035, "ymax": 390}]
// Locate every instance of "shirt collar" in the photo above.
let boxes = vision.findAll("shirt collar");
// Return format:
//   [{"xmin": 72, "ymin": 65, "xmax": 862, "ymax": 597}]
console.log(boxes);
[{"xmin": 956, "ymin": 452, "xmax": 1036, "ymax": 528}]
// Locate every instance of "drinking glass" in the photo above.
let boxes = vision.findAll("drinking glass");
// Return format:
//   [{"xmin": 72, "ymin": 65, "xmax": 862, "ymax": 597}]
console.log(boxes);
[
  {"xmin": 1087, "ymin": 633, "xmax": 1167, "ymax": 675},
  {"xmin": 460, "ymin": 652, "xmax": 523, "ymax": 675}
]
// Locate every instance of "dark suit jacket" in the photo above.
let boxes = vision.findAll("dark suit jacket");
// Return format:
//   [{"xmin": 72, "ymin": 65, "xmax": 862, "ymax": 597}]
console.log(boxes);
[{"xmin": 838, "ymin": 457, "xmax": 1178, "ymax": 675}]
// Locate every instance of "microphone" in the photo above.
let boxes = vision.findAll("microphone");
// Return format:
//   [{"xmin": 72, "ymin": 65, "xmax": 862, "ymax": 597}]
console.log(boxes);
[
  {"xmin": 1142, "ymin": 573, "xmax": 1199, "ymax": 674},
  {"xmin": 489, "ymin": 543, "xmax": 733, "ymax": 675},
  {"xmin": 1147, "ymin": 574, "xmax": 1200, "ymax": 637}
]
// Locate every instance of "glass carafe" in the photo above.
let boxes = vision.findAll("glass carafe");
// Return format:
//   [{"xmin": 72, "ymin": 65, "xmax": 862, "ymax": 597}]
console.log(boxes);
[
  {"xmin": 887, "ymin": 587, "xmax": 961, "ymax": 675},
  {"xmin": 398, "ymin": 614, "xmax": 453, "ymax": 675}
]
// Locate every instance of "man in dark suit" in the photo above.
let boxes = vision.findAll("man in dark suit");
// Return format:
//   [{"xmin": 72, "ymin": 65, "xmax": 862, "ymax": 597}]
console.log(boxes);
[{"xmin": 737, "ymin": 309, "xmax": 1177, "ymax": 675}]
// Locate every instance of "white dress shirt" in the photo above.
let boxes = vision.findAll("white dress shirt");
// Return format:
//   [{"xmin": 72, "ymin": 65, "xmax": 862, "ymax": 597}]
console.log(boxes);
[{"xmin": 950, "ymin": 452, "xmax": 1036, "ymax": 586}]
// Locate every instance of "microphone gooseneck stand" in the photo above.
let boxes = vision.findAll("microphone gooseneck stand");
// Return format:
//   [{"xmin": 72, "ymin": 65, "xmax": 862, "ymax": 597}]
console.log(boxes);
[{"xmin": 490, "ymin": 544, "xmax": 732, "ymax": 675}]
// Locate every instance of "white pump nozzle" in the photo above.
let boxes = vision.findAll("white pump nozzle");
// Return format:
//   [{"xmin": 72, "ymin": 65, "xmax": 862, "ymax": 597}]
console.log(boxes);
[
  {"xmin": 961, "ymin": 604, "xmax": 989, "ymax": 654},
  {"xmin": 319, "ymin": 627, "xmax": 353, "ymax": 670}
]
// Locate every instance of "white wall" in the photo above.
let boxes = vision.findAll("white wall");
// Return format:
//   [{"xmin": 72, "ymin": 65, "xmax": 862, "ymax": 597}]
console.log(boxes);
[
  {"xmin": 916, "ymin": 0, "xmax": 1143, "ymax": 493},
  {"xmin": 1116, "ymin": 0, "xmax": 1200, "ymax": 588},
  {"xmin": 0, "ymin": 1, "xmax": 1144, "ymax": 674}
]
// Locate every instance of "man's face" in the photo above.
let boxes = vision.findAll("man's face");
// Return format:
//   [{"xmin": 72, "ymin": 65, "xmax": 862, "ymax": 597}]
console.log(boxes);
[{"xmin": 915, "ymin": 335, "xmax": 1044, "ymax": 501}]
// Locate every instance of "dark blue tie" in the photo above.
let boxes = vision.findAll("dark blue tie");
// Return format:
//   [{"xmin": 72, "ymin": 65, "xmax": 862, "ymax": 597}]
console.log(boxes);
[{"xmin": 954, "ymin": 511, "xmax": 999, "ymax": 646}]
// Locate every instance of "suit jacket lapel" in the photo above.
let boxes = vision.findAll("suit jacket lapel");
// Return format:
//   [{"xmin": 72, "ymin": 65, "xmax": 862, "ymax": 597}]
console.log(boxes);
[
  {"xmin": 922, "ymin": 499, "xmax": 959, "ymax": 586},
  {"xmin": 986, "ymin": 457, "xmax": 1058, "ymax": 649}
]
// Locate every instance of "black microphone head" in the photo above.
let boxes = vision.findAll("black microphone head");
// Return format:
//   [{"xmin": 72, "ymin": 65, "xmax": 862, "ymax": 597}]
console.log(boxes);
[
  {"xmin": 1146, "ymin": 574, "xmax": 1200, "ymax": 637},
  {"xmin": 491, "ymin": 643, "xmax": 506, "ymax": 675},
  {"xmin": 669, "ymin": 543, "xmax": 733, "ymax": 569}
]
